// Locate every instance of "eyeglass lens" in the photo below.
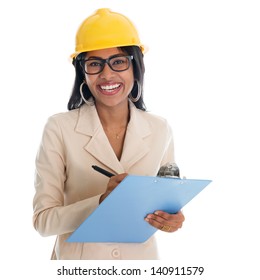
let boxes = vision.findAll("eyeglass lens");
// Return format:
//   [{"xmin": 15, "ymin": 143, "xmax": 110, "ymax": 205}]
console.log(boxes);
[{"xmin": 84, "ymin": 55, "xmax": 132, "ymax": 74}]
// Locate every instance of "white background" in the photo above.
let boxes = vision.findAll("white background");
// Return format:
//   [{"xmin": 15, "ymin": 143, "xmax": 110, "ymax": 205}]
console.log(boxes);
[{"xmin": 0, "ymin": 0, "xmax": 259, "ymax": 279}]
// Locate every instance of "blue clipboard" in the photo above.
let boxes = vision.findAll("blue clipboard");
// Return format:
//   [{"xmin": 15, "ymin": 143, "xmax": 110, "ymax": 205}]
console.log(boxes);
[{"xmin": 67, "ymin": 175, "xmax": 211, "ymax": 243}]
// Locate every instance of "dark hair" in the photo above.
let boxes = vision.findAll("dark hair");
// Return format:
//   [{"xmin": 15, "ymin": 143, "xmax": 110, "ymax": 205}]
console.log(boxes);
[{"xmin": 67, "ymin": 46, "xmax": 146, "ymax": 111}]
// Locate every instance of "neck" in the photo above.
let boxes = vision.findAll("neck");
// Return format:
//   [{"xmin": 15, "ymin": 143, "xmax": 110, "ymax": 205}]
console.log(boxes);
[{"xmin": 96, "ymin": 102, "xmax": 130, "ymax": 129}]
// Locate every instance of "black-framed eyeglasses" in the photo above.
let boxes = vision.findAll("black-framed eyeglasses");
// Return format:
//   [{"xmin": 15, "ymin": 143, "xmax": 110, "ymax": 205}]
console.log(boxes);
[{"xmin": 80, "ymin": 55, "xmax": 133, "ymax": 75}]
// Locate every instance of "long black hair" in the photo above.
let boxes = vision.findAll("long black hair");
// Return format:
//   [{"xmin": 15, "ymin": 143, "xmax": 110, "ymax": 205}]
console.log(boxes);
[{"xmin": 67, "ymin": 46, "xmax": 146, "ymax": 111}]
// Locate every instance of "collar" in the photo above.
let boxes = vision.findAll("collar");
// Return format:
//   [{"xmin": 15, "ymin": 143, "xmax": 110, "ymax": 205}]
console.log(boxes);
[{"xmin": 75, "ymin": 101, "xmax": 151, "ymax": 174}]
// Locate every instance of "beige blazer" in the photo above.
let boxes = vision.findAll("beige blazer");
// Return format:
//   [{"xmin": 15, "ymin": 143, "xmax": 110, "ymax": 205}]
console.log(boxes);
[{"xmin": 33, "ymin": 101, "xmax": 175, "ymax": 260}]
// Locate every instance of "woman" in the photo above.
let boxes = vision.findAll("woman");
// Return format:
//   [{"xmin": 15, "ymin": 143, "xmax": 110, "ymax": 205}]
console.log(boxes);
[{"xmin": 33, "ymin": 8, "xmax": 185, "ymax": 260}]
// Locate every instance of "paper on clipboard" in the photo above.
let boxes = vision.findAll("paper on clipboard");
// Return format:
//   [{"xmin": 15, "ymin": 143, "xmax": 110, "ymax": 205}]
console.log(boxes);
[{"xmin": 67, "ymin": 175, "xmax": 212, "ymax": 243}]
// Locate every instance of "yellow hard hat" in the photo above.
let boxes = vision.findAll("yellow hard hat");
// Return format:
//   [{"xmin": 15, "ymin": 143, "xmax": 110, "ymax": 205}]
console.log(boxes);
[{"xmin": 71, "ymin": 8, "xmax": 146, "ymax": 59}]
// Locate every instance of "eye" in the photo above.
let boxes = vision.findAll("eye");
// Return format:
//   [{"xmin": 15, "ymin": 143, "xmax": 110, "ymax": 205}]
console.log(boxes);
[
  {"xmin": 87, "ymin": 60, "xmax": 103, "ymax": 67},
  {"xmin": 112, "ymin": 58, "xmax": 127, "ymax": 65}
]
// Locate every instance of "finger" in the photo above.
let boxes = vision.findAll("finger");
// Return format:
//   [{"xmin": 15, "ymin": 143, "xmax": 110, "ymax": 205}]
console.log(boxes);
[
  {"xmin": 145, "ymin": 215, "xmax": 167, "ymax": 231},
  {"xmin": 114, "ymin": 173, "xmax": 128, "ymax": 182},
  {"xmin": 107, "ymin": 173, "xmax": 128, "ymax": 190},
  {"xmin": 145, "ymin": 216, "xmax": 178, "ymax": 233},
  {"xmin": 146, "ymin": 213, "xmax": 169, "ymax": 225},
  {"xmin": 100, "ymin": 173, "xmax": 128, "ymax": 203},
  {"xmin": 145, "ymin": 212, "xmax": 184, "ymax": 232},
  {"xmin": 146, "ymin": 213, "xmax": 181, "ymax": 229},
  {"xmin": 154, "ymin": 210, "xmax": 185, "ymax": 223}
]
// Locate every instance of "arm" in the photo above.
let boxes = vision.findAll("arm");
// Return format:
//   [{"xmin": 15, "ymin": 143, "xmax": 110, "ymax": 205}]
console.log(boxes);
[
  {"xmin": 146, "ymin": 121, "xmax": 185, "ymax": 232},
  {"xmin": 33, "ymin": 116, "xmax": 101, "ymax": 237}
]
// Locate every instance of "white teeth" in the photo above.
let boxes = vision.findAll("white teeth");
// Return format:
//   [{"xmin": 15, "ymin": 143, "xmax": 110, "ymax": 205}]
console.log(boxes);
[{"xmin": 100, "ymin": 84, "xmax": 120, "ymax": 90}]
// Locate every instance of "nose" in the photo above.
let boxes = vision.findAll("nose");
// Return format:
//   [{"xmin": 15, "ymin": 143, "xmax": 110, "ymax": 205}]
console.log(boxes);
[{"xmin": 99, "ymin": 62, "xmax": 115, "ymax": 79}]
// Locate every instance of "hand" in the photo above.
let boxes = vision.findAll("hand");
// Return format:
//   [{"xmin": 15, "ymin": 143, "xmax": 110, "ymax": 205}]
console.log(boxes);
[
  {"xmin": 99, "ymin": 173, "xmax": 128, "ymax": 203},
  {"xmin": 145, "ymin": 211, "xmax": 185, "ymax": 233}
]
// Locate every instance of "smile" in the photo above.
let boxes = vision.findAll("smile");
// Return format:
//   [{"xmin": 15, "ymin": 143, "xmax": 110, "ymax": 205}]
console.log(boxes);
[
  {"xmin": 100, "ymin": 84, "xmax": 121, "ymax": 91},
  {"xmin": 98, "ymin": 83, "xmax": 122, "ymax": 95}
]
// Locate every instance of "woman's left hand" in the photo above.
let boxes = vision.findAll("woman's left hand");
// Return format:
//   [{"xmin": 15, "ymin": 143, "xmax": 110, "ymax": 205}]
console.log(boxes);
[{"xmin": 145, "ymin": 211, "xmax": 185, "ymax": 233}]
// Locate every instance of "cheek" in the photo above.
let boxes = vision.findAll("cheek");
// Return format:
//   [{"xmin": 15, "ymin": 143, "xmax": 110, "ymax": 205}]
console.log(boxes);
[
  {"xmin": 125, "ymin": 70, "xmax": 135, "ymax": 89},
  {"xmin": 85, "ymin": 76, "xmax": 96, "ymax": 91},
  {"xmin": 129, "ymin": 75, "xmax": 135, "ymax": 91},
  {"xmin": 85, "ymin": 74, "xmax": 91, "ymax": 84}
]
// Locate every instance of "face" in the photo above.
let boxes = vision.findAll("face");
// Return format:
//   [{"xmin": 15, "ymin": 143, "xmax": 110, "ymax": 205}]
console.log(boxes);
[{"xmin": 84, "ymin": 47, "xmax": 134, "ymax": 110}]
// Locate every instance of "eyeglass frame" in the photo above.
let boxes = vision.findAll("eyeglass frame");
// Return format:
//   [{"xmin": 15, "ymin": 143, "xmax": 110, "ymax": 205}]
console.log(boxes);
[{"xmin": 80, "ymin": 54, "xmax": 134, "ymax": 75}]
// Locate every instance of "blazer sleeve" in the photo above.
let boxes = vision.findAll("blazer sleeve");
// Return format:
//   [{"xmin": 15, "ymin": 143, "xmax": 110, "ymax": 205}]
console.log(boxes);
[
  {"xmin": 33, "ymin": 116, "xmax": 101, "ymax": 237},
  {"xmin": 160, "ymin": 121, "xmax": 176, "ymax": 166}
]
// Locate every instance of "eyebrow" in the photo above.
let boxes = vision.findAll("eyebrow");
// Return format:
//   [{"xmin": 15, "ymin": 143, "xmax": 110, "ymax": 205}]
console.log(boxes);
[
  {"xmin": 86, "ymin": 53, "xmax": 126, "ymax": 60},
  {"xmin": 86, "ymin": 56, "xmax": 102, "ymax": 60}
]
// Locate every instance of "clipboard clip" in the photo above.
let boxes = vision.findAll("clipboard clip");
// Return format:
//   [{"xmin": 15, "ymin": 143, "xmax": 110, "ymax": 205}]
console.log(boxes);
[{"xmin": 157, "ymin": 162, "xmax": 180, "ymax": 178}]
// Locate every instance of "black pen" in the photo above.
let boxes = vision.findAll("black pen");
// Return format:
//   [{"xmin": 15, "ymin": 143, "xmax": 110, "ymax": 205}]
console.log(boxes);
[{"xmin": 92, "ymin": 165, "xmax": 115, "ymax": 178}]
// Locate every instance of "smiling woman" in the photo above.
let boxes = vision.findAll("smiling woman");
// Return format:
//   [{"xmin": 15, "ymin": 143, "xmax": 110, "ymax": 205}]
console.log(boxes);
[
  {"xmin": 32, "ymin": 8, "xmax": 185, "ymax": 260},
  {"xmin": 69, "ymin": 45, "xmax": 145, "ymax": 111}
]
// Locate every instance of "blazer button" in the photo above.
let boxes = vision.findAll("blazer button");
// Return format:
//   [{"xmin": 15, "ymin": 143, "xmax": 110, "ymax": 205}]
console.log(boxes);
[{"xmin": 111, "ymin": 249, "xmax": 120, "ymax": 258}]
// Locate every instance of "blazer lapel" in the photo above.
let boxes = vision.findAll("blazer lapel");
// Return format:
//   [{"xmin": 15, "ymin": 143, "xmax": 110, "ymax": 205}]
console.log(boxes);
[
  {"xmin": 85, "ymin": 129, "xmax": 125, "ymax": 174},
  {"xmin": 75, "ymin": 102, "xmax": 151, "ymax": 174},
  {"xmin": 120, "ymin": 103, "xmax": 151, "ymax": 170},
  {"xmin": 75, "ymin": 104, "xmax": 125, "ymax": 174}
]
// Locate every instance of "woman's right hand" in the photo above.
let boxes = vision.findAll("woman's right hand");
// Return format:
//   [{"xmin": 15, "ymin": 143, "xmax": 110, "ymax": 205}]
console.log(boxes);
[{"xmin": 99, "ymin": 173, "xmax": 128, "ymax": 203}]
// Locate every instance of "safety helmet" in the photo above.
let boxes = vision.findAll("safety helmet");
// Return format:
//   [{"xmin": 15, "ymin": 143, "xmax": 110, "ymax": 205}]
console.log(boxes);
[{"xmin": 71, "ymin": 8, "xmax": 146, "ymax": 59}]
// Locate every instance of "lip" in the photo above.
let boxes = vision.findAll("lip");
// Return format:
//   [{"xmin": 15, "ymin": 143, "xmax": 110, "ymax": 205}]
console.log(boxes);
[{"xmin": 97, "ymin": 83, "xmax": 122, "ymax": 96}]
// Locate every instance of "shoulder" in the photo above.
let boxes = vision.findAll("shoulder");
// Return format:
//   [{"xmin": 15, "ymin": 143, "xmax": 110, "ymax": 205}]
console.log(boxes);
[
  {"xmin": 47, "ymin": 108, "xmax": 80, "ymax": 124},
  {"xmin": 41, "ymin": 108, "xmax": 81, "ymax": 137},
  {"xmin": 130, "ymin": 105, "xmax": 173, "ymax": 142},
  {"xmin": 45, "ymin": 104, "xmax": 93, "ymax": 129},
  {"xmin": 136, "ymin": 108, "xmax": 172, "ymax": 131}
]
